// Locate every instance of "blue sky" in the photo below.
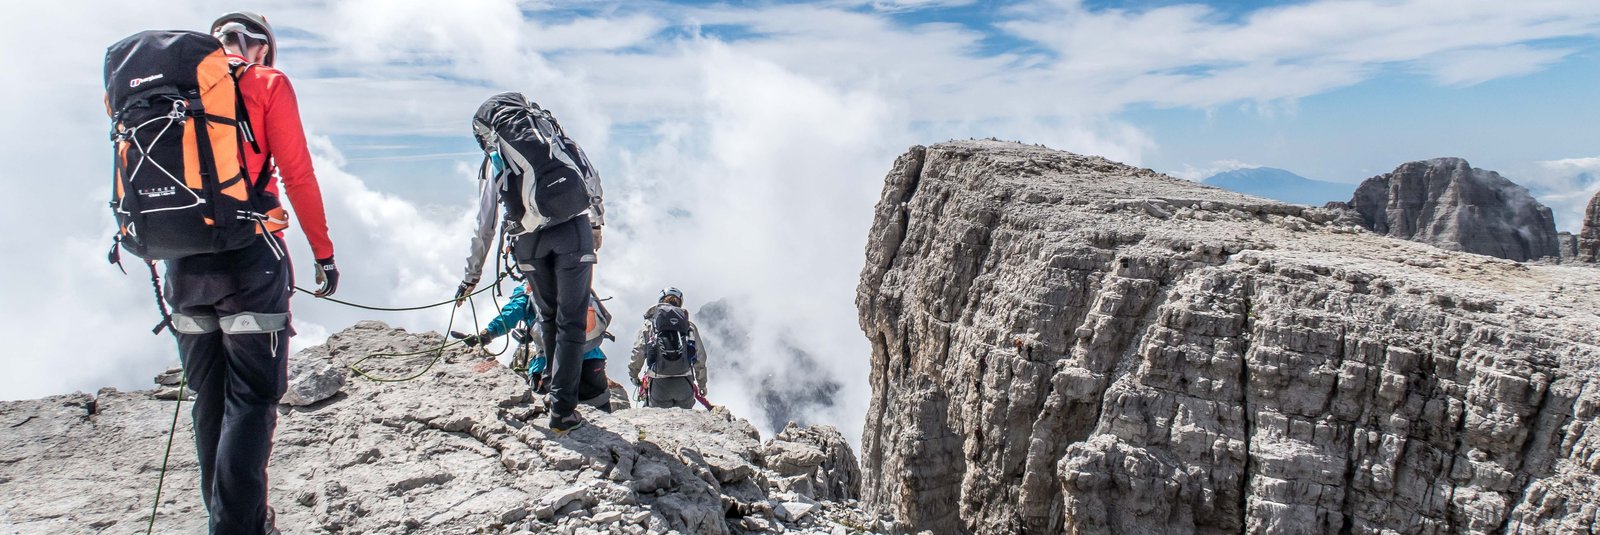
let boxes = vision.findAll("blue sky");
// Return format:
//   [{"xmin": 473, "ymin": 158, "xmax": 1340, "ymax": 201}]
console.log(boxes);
[
  {"xmin": 1132, "ymin": 46, "xmax": 1600, "ymax": 180},
  {"xmin": 3, "ymin": 0, "xmax": 1599, "ymax": 441},
  {"xmin": 322, "ymin": 0, "xmax": 1600, "ymax": 224}
]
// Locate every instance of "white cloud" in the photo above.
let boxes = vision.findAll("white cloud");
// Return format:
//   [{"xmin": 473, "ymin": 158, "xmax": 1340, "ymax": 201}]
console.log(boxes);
[
  {"xmin": 845, "ymin": 0, "xmax": 978, "ymax": 12},
  {"xmin": 1423, "ymin": 45, "xmax": 1575, "ymax": 86},
  {"xmin": 1169, "ymin": 159, "xmax": 1261, "ymax": 182},
  {"xmin": 590, "ymin": 40, "xmax": 904, "ymax": 435},
  {"xmin": 999, "ymin": 0, "xmax": 1600, "ymax": 108},
  {"xmin": 1517, "ymin": 157, "xmax": 1600, "ymax": 233}
]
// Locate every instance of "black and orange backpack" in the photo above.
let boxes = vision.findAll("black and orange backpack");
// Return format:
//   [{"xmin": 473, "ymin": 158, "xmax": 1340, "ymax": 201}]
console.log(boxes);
[{"xmin": 104, "ymin": 30, "xmax": 274, "ymax": 261}]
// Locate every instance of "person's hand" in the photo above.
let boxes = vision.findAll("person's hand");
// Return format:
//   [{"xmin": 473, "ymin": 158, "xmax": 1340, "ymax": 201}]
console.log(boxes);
[
  {"xmin": 592, "ymin": 226, "xmax": 603, "ymax": 251},
  {"xmin": 454, "ymin": 280, "xmax": 476, "ymax": 307},
  {"xmin": 630, "ymin": 376, "xmax": 642, "ymax": 387},
  {"xmin": 450, "ymin": 330, "xmax": 490, "ymax": 347},
  {"xmin": 312, "ymin": 257, "xmax": 339, "ymax": 297}
]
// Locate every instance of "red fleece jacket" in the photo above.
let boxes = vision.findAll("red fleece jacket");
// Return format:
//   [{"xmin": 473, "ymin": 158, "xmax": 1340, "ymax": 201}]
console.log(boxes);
[{"xmin": 232, "ymin": 55, "xmax": 334, "ymax": 260}]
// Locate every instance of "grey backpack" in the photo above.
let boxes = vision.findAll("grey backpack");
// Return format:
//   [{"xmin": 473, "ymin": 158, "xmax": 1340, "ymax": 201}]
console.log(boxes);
[{"xmin": 647, "ymin": 306, "xmax": 693, "ymax": 377}]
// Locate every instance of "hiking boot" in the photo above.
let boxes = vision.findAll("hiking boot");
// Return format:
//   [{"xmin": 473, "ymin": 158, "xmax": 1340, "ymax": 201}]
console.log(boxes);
[
  {"xmin": 264, "ymin": 506, "xmax": 280, "ymax": 535},
  {"xmin": 550, "ymin": 411, "xmax": 585, "ymax": 435}
]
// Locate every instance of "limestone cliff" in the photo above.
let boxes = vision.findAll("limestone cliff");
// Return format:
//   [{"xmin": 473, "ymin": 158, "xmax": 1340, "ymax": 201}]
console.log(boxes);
[
  {"xmin": 0, "ymin": 322, "xmax": 871, "ymax": 534},
  {"xmin": 1345, "ymin": 158, "xmax": 1561, "ymax": 261},
  {"xmin": 857, "ymin": 141, "xmax": 1600, "ymax": 534},
  {"xmin": 1579, "ymin": 190, "xmax": 1600, "ymax": 263}
]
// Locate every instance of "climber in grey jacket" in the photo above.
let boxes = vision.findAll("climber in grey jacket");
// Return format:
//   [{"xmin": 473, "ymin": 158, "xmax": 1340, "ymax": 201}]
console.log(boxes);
[
  {"xmin": 628, "ymin": 287, "xmax": 710, "ymax": 408},
  {"xmin": 456, "ymin": 92, "xmax": 606, "ymax": 433}
]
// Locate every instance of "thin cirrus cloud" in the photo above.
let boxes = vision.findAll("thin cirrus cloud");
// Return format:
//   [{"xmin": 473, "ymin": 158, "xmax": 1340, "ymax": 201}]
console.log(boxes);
[
  {"xmin": 998, "ymin": 0, "xmax": 1600, "ymax": 107},
  {"xmin": 2, "ymin": 0, "xmax": 1598, "ymax": 445}
]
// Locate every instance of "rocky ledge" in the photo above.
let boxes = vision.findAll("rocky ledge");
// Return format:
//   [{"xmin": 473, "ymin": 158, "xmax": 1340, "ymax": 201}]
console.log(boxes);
[
  {"xmin": 857, "ymin": 140, "xmax": 1600, "ymax": 534},
  {"xmin": 0, "ymin": 321, "xmax": 875, "ymax": 534}
]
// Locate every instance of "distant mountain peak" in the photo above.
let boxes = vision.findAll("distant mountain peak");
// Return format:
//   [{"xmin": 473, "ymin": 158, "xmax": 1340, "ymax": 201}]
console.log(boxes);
[
  {"xmin": 1200, "ymin": 166, "xmax": 1355, "ymax": 206},
  {"xmin": 1349, "ymin": 158, "xmax": 1560, "ymax": 261}
]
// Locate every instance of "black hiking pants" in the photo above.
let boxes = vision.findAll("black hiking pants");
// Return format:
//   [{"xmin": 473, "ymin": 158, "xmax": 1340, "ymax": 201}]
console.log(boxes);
[
  {"xmin": 163, "ymin": 237, "xmax": 292, "ymax": 535},
  {"xmin": 534, "ymin": 357, "xmax": 612, "ymax": 412},
  {"xmin": 514, "ymin": 215, "xmax": 596, "ymax": 419}
]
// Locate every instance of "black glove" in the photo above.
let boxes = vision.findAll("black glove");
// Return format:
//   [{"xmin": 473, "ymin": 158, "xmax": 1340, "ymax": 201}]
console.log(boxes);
[
  {"xmin": 313, "ymin": 257, "xmax": 339, "ymax": 297},
  {"xmin": 450, "ymin": 330, "xmax": 491, "ymax": 348},
  {"xmin": 454, "ymin": 280, "xmax": 476, "ymax": 307}
]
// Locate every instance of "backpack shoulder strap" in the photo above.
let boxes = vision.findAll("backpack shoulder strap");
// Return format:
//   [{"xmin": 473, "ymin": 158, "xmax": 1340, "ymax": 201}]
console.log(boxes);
[
  {"xmin": 228, "ymin": 62, "xmax": 260, "ymax": 154},
  {"xmin": 228, "ymin": 61, "xmax": 272, "ymax": 197}
]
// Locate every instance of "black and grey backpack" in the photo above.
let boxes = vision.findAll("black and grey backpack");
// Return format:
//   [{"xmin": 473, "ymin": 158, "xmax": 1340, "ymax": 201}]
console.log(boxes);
[
  {"xmin": 471, "ymin": 92, "xmax": 602, "ymax": 234},
  {"xmin": 647, "ymin": 305, "xmax": 694, "ymax": 377}
]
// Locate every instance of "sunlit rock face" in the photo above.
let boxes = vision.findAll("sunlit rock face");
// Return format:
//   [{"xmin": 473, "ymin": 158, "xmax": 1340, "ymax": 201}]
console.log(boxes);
[
  {"xmin": 857, "ymin": 140, "xmax": 1600, "ymax": 535},
  {"xmin": 1579, "ymin": 190, "xmax": 1600, "ymax": 263},
  {"xmin": 1345, "ymin": 158, "xmax": 1561, "ymax": 262}
]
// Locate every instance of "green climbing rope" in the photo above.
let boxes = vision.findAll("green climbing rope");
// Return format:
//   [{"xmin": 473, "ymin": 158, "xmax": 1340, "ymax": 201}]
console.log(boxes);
[
  {"xmin": 146, "ymin": 369, "xmax": 184, "ymax": 534},
  {"xmin": 336, "ymin": 273, "xmax": 514, "ymax": 382}
]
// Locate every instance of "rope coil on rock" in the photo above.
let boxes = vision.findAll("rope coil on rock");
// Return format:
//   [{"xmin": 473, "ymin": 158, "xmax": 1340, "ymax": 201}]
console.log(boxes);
[{"xmin": 309, "ymin": 271, "xmax": 514, "ymax": 383}]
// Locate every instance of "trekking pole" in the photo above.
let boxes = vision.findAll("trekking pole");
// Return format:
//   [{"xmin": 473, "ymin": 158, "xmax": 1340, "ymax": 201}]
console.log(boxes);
[{"xmin": 690, "ymin": 382, "xmax": 715, "ymax": 410}]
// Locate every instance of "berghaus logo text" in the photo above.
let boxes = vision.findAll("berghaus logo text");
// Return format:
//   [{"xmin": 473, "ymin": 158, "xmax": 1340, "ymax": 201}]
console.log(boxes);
[{"xmin": 129, "ymin": 73, "xmax": 165, "ymax": 88}]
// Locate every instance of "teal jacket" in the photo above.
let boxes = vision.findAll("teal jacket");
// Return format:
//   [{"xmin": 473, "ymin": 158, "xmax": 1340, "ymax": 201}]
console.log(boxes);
[
  {"xmin": 483, "ymin": 285, "xmax": 533, "ymax": 339},
  {"xmin": 489, "ymin": 286, "xmax": 606, "ymax": 376}
]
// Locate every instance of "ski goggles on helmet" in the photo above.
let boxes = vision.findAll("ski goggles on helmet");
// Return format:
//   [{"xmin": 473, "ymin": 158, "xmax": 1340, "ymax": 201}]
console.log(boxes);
[{"xmin": 213, "ymin": 21, "xmax": 270, "ymax": 46}]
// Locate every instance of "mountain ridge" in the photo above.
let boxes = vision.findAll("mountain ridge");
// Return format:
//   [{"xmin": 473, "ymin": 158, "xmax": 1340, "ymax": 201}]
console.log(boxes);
[{"xmin": 1201, "ymin": 166, "xmax": 1356, "ymax": 206}]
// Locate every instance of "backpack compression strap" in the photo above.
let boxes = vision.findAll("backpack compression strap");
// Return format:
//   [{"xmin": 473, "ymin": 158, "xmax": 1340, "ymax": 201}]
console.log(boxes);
[{"xmin": 185, "ymin": 94, "xmax": 225, "ymax": 239}]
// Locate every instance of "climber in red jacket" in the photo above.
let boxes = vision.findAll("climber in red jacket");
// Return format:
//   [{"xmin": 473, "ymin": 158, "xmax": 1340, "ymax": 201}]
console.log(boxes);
[
  {"xmin": 222, "ymin": 16, "xmax": 335, "ymax": 265},
  {"xmin": 163, "ymin": 12, "xmax": 338, "ymax": 535}
]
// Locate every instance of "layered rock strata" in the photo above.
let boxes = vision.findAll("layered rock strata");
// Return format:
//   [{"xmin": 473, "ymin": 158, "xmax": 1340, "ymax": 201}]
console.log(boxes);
[
  {"xmin": 858, "ymin": 141, "xmax": 1600, "ymax": 534},
  {"xmin": 1580, "ymin": 190, "xmax": 1600, "ymax": 263},
  {"xmin": 1344, "ymin": 158, "xmax": 1561, "ymax": 261},
  {"xmin": 0, "ymin": 321, "xmax": 870, "ymax": 534}
]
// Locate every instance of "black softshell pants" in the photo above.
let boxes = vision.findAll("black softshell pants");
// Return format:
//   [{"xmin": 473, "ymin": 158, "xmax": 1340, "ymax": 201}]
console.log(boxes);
[
  {"xmin": 164, "ymin": 237, "xmax": 291, "ymax": 535},
  {"xmin": 514, "ymin": 215, "xmax": 596, "ymax": 419}
]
